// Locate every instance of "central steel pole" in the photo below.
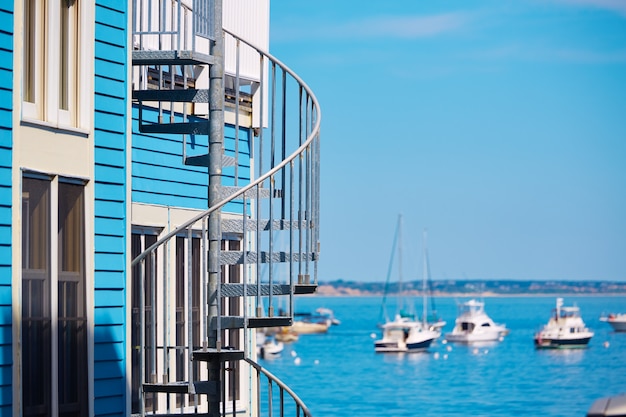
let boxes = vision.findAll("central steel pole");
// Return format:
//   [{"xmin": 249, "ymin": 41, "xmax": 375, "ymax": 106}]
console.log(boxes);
[{"xmin": 208, "ymin": 0, "xmax": 224, "ymax": 415}]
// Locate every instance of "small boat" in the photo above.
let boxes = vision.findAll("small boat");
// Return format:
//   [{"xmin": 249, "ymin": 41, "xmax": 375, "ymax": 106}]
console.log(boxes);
[
  {"xmin": 375, "ymin": 315, "xmax": 439, "ymax": 353},
  {"xmin": 291, "ymin": 312, "xmax": 330, "ymax": 334},
  {"xmin": 600, "ymin": 313, "xmax": 626, "ymax": 332},
  {"xmin": 445, "ymin": 299, "xmax": 508, "ymax": 344},
  {"xmin": 316, "ymin": 307, "xmax": 341, "ymax": 326},
  {"xmin": 374, "ymin": 216, "xmax": 439, "ymax": 353},
  {"xmin": 256, "ymin": 332, "xmax": 284, "ymax": 359},
  {"xmin": 534, "ymin": 298, "xmax": 594, "ymax": 349},
  {"xmin": 274, "ymin": 327, "xmax": 299, "ymax": 342}
]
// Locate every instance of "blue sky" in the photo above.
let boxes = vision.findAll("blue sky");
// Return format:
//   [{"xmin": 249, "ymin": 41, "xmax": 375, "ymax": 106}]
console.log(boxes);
[{"xmin": 269, "ymin": 0, "xmax": 626, "ymax": 283}]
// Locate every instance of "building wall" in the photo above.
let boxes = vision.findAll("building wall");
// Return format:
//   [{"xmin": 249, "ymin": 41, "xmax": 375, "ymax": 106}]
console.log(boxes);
[
  {"xmin": 94, "ymin": 1, "xmax": 129, "ymax": 416},
  {"xmin": 131, "ymin": 106, "xmax": 252, "ymax": 212},
  {"xmin": 0, "ymin": 3, "xmax": 12, "ymax": 415}
]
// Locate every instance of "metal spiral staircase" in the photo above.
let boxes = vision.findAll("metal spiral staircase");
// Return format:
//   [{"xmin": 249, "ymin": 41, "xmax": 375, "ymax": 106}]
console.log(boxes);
[{"xmin": 131, "ymin": 1, "xmax": 320, "ymax": 416}]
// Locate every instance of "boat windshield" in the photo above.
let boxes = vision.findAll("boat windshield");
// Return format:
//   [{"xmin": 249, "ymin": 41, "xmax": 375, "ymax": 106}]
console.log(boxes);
[{"xmin": 559, "ymin": 307, "xmax": 580, "ymax": 319}]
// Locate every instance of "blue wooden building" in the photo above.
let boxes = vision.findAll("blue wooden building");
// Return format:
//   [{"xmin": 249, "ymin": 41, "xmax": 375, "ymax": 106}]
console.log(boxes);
[{"xmin": 0, "ymin": 0, "xmax": 321, "ymax": 416}]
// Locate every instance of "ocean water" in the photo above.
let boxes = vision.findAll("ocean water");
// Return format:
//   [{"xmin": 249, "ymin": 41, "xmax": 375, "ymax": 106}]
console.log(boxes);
[{"xmin": 259, "ymin": 295, "xmax": 626, "ymax": 417}]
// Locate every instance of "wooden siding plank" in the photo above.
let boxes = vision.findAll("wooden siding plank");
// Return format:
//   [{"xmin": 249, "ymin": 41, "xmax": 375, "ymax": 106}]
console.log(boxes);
[
  {"xmin": 93, "ymin": 146, "xmax": 125, "ymax": 167},
  {"xmin": 94, "ymin": 4, "xmax": 125, "ymax": 29},
  {"xmin": 94, "ymin": 182, "xmax": 125, "ymax": 200},
  {"xmin": 94, "ymin": 111, "xmax": 126, "ymax": 133},
  {"xmin": 0, "ymin": 324, "xmax": 11, "ymax": 345},
  {"xmin": 0, "ymin": 365, "xmax": 11, "ymax": 386},
  {"xmin": 97, "ymin": 0, "xmax": 127, "ymax": 14},
  {"xmin": 94, "ymin": 271, "xmax": 126, "ymax": 289},
  {"xmin": 94, "ymin": 306, "xmax": 125, "ymax": 324},
  {"xmin": 95, "ymin": 57, "xmax": 126, "ymax": 83},
  {"xmin": 95, "ymin": 164, "xmax": 126, "ymax": 185},
  {"xmin": 131, "ymin": 190, "xmax": 207, "ymax": 209},
  {"xmin": 94, "ymin": 323, "xmax": 125, "ymax": 342},
  {"xmin": 94, "ymin": 201, "xmax": 126, "ymax": 222},
  {"xmin": 0, "ymin": 9, "xmax": 14, "ymax": 36},
  {"xmin": 132, "ymin": 175, "xmax": 206, "ymax": 199},
  {"xmin": 94, "ymin": 218, "xmax": 125, "ymax": 235},
  {"xmin": 94, "ymin": 253, "xmax": 125, "ymax": 272},
  {"xmin": 0, "ymin": 268, "xmax": 10, "ymax": 286},
  {"xmin": 94, "ymin": 75, "xmax": 125, "ymax": 98},
  {"xmin": 94, "ymin": 94, "xmax": 125, "ymax": 116},
  {"xmin": 93, "ymin": 395, "xmax": 125, "ymax": 415},
  {"xmin": 94, "ymin": 341, "xmax": 124, "ymax": 362},
  {"xmin": 0, "ymin": 246, "xmax": 9, "ymax": 264}
]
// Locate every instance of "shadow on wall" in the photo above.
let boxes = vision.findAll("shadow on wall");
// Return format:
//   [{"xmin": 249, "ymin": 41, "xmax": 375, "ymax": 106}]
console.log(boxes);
[{"xmin": 94, "ymin": 311, "xmax": 128, "ymax": 416}]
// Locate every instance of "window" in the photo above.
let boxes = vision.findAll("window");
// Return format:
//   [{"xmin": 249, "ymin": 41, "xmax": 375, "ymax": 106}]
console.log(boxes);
[
  {"xmin": 131, "ymin": 231, "xmax": 159, "ymax": 414},
  {"xmin": 22, "ymin": 0, "xmax": 90, "ymax": 129},
  {"xmin": 22, "ymin": 175, "xmax": 87, "ymax": 417}
]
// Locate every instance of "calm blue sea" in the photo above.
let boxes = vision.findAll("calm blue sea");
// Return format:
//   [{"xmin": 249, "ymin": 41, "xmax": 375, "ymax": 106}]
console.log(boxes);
[{"xmin": 259, "ymin": 295, "xmax": 626, "ymax": 417}]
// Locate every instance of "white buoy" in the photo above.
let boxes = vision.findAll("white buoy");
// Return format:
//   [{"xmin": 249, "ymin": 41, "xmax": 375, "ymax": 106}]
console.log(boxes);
[
  {"xmin": 484, "ymin": 349, "xmax": 489, "ymax": 355},
  {"xmin": 294, "ymin": 357, "xmax": 301, "ymax": 365},
  {"xmin": 433, "ymin": 352, "xmax": 440, "ymax": 360},
  {"xmin": 290, "ymin": 350, "xmax": 297, "ymax": 357},
  {"xmin": 370, "ymin": 333, "xmax": 377, "ymax": 339},
  {"xmin": 314, "ymin": 359, "xmax": 320, "ymax": 365},
  {"xmin": 446, "ymin": 345, "xmax": 452, "ymax": 352},
  {"xmin": 443, "ymin": 354, "xmax": 448, "ymax": 360},
  {"xmin": 472, "ymin": 348, "xmax": 479, "ymax": 355},
  {"xmin": 442, "ymin": 339, "xmax": 448, "ymax": 344},
  {"xmin": 604, "ymin": 341, "xmax": 610, "ymax": 348}
]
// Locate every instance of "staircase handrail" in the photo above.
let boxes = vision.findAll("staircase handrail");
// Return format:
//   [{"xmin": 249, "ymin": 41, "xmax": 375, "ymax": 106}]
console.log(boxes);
[
  {"xmin": 131, "ymin": 28, "xmax": 321, "ymax": 268},
  {"xmin": 245, "ymin": 358, "xmax": 313, "ymax": 417}
]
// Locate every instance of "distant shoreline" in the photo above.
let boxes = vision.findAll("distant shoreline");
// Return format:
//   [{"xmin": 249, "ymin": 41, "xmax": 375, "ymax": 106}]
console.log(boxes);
[{"xmin": 311, "ymin": 279, "xmax": 626, "ymax": 297}]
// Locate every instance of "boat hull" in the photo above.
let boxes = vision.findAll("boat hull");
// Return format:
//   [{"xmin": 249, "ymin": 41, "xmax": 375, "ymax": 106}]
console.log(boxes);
[
  {"xmin": 375, "ymin": 337, "xmax": 434, "ymax": 353},
  {"xmin": 534, "ymin": 336, "xmax": 592, "ymax": 349},
  {"xmin": 291, "ymin": 321, "xmax": 329, "ymax": 334},
  {"xmin": 607, "ymin": 321, "xmax": 626, "ymax": 332},
  {"xmin": 600, "ymin": 316, "xmax": 626, "ymax": 332},
  {"xmin": 445, "ymin": 330, "xmax": 504, "ymax": 344}
]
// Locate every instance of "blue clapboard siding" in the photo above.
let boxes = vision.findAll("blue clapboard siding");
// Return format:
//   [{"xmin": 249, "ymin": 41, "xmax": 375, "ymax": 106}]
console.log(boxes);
[
  {"xmin": 94, "ymin": 1, "xmax": 127, "ymax": 416},
  {"xmin": 0, "ymin": 3, "xmax": 12, "ymax": 416},
  {"xmin": 131, "ymin": 105, "xmax": 252, "ymax": 214}
]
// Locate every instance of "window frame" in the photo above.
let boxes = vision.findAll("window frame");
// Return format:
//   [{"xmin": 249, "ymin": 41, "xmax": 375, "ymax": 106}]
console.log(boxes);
[
  {"xmin": 21, "ymin": 0, "xmax": 93, "ymax": 131},
  {"xmin": 21, "ymin": 173, "xmax": 89, "ymax": 417}
]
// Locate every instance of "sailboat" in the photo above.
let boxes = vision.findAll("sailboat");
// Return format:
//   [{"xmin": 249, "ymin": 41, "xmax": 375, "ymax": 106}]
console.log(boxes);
[
  {"xmin": 420, "ymin": 229, "xmax": 446, "ymax": 336},
  {"xmin": 375, "ymin": 215, "xmax": 439, "ymax": 353}
]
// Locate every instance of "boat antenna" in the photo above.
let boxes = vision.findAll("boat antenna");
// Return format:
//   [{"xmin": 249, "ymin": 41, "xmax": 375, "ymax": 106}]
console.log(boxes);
[
  {"xmin": 398, "ymin": 214, "xmax": 404, "ymax": 314},
  {"xmin": 422, "ymin": 229, "xmax": 428, "ymax": 326},
  {"xmin": 379, "ymin": 214, "xmax": 401, "ymax": 324}
]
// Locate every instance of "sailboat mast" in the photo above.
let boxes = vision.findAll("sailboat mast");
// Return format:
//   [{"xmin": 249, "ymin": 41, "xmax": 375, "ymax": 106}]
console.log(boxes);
[
  {"xmin": 422, "ymin": 229, "xmax": 428, "ymax": 326},
  {"xmin": 398, "ymin": 214, "xmax": 404, "ymax": 313}
]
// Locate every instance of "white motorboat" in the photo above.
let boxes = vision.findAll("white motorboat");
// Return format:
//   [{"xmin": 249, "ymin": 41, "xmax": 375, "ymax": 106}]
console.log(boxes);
[
  {"xmin": 445, "ymin": 299, "xmax": 508, "ymax": 343},
  {"xmin": 600, "ymin": 313, "xmax": 626, "ymax": 332},
  {"xmin": 256, "ymin": 332, "xmax": 284, "ymax": 359},
  {"xmin": 375, "ymin": 315, "xmax": 439, "ymax": 353},
  {"xmin": 534, "ymin": 298, "xmax": 593, "ymax": 349},
  {"xmin": 375, "ymin": 216, "xmax": 439, "ymax": 353}
]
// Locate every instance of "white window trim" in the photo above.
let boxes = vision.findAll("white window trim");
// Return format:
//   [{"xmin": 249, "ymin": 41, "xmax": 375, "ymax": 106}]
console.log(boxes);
[{"xmin": 21, "ymin": 0, "xmax": 93, "ymax": 131}]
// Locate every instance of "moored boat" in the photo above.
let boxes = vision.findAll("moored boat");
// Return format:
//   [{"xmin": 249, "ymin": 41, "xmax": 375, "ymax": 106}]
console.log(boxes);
[
  {"xmin": 534, "ymin": 298, "xmax": 593, "ymax": 349},
  {"xmin": 375, "ymin": 315, "xmax": 439, "ymax": 353},
  {"xmin": 374, "ymin": 216, "xmax": 439, "ymax": 353},
  {"xmin": 256, "ymin": 332, "xmax": 284, "ymax": 359},
  {"xmin": 600, "ymin": 313, "xmax": 626, "ymax": 332},
  {"xmin": 445, "ymin": 299, "xmax": 508, "ymax": 343},
  {"xmin": 291, "ymin": 312, "xmax": 330, "ymax": 334}
]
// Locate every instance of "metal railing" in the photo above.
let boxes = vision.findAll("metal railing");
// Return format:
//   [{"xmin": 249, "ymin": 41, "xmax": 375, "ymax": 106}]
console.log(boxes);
[
  {"xmin": 246, "ymin": 358, "xmax": 313, "ymax": 417},
  {"xmin": 131, "ymin": 26, "xmax": 321, "ymax": 416}
]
